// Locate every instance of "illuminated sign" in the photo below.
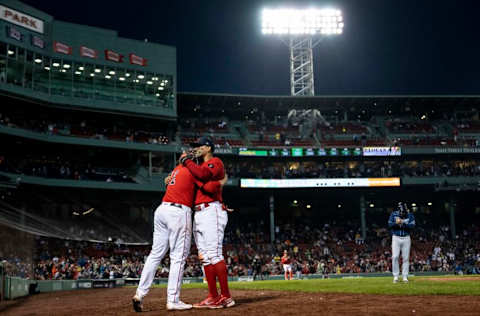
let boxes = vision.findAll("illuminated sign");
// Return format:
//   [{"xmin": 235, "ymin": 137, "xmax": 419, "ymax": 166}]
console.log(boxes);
[
  {"xmin": 363, "ymin": 147, "xmax": 401, "ymax": 156},
  {"xmin": 291, "ymin": 147, "xmax": 303, "ymax": 157},
  {"xmin": 238, "ymin": 147, "xmax": 364, "ymax": 157},
  {"xmin": 240, "ymin": 178, "xmax": 401, "ymax": 188},
  {"xmin": 0, "ymin": 5, "xmax": 44, "ymax": 33},
  {"xmin": 238, "ymin": 149, "xmax": 268, "ymax": 156}
]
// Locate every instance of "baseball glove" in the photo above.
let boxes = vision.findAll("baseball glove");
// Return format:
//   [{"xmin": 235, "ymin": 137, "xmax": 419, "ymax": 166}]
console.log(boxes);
[{"xmin": 179, "ymin": 149, "xmax": 197, "ymax": 165}]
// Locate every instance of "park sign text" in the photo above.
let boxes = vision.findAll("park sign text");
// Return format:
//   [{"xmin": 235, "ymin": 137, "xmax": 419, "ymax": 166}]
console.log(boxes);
[{"xmin": 0, "ymin": 5, "xmax": 44, "ymax": 33}]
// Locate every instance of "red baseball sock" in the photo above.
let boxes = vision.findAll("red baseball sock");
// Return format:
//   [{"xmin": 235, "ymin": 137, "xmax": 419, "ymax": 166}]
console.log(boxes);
[
  {"xmin": 204, "ymin": 264, "xmax": 218, "ymax": 298},
  {"xmin": 213, "ymin": 260, "xmax": 230, "ymax": 298}
]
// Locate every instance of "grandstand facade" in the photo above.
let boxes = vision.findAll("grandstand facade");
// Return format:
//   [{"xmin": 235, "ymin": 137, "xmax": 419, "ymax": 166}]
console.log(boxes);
[
  {"xmin": 0, "ymin": 0, "xmax": 176, "ymax": 116},
  {"xmin": 0, "ymin": 0, "xmax": 178, "ymax": 246}
]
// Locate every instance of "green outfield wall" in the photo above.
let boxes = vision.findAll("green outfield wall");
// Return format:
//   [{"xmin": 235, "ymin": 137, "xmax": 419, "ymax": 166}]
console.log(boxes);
[
  {"xmin": 2, "ymin": 271, "xmax": 456, "ymax": 300},
  {"xmin": 3, "ymin": 277, "xmax": 35, "ymax": 299}
]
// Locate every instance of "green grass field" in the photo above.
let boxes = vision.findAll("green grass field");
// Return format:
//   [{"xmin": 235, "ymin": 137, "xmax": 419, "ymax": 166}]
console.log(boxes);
[{"xmin": 153, "ymin": 275, "xmax": 480, "ymax": 296}]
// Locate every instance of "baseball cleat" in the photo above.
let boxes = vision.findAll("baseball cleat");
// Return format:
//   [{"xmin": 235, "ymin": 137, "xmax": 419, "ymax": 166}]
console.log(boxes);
[
  {"xmin": 402, "ymin": 278, "xmax": 409, "ymax": 283},
  {"xmin": 217, "ymin": 295, "xmax": 235, "ymax": 308},
  {"xmin": 166, "ymin": 301, "xmax": 193, "ymax": 310},
  {"xmin": 393, "ymin": 277, "xmax": 399, "ymax": 283},
  {"xmin": 132, "ymin": 295, "xmax": 143, "ymax": 312},
  {"xmin": 193, "ymin": 296, "xmax": 221, "ymax": 309}
]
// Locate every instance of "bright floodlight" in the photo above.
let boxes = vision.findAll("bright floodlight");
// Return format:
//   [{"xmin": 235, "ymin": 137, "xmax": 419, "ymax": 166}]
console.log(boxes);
[
  {"xmin": 261, "ymin": 7, "xmax": 344, "ymax": 96},
  {"xmin": 262, "ymin": 8, "xmax": 343, "ymax": 35}
]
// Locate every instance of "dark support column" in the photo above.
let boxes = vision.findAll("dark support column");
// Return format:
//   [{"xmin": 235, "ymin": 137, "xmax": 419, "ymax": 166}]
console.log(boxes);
[
  {"xmin": 450, "ymin": 200, "xmax": 456, "ymax": 239},
  {"xmin": 360, "ymin": 194, "xmax": 366, "ymax": 240},
  {"xmin": 269, "ymin": 194, "xmax": 275, "ymax": 243},
  {"xmin": 148, "ymin": 152, "xmax": 152, "ymax": 178}
]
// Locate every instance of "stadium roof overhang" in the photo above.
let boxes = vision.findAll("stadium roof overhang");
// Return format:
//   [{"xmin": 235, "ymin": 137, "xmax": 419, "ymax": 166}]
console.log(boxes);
[
  {"xmin": 178, "ymin": 92, "xmax": 480, "ymax": 118},
  {"xmin": 0, "ymin": 90, "xmax": 177, "ymax": 121}
]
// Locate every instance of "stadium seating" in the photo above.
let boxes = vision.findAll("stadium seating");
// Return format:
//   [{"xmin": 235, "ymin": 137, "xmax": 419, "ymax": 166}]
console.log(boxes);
[
  {"xmin": 3, "ymin": 220, "xmax": 479, "ymax": 279},
  {"xmin": 456, "ymin": 121, "xmax": 480, "ymax": 133},
  {"xmin": 386, "ymin": 120, "xmax": 436, "ymax": 134},
  {"xmin": 319, "ymin": 122, "xmax": 368, "ymax": 135}
]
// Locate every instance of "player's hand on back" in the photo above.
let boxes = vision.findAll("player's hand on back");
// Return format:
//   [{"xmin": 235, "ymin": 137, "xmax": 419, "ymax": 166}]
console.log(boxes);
[
  {"xmin": 165, "ymin": 173, "xmax": 172, "ymax": 185},
  {"xmin": 219, "ymin": 173, "xmax": 228, "ymax": 186}
]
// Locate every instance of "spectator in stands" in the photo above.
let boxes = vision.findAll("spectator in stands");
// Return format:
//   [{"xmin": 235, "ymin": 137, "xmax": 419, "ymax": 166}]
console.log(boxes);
[{"xmin": 2, "ymin": 201, "xmax": 480, "ymax": 280}]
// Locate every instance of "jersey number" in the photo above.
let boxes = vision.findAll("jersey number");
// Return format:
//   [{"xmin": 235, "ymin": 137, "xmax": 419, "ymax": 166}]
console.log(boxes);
[{"xmin": 169, "ymin": 170, "xmax": 179, "ymax": 186}]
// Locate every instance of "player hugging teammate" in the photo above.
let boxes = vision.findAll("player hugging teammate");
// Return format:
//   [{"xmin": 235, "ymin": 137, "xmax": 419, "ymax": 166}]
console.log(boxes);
[
  {"xmin": 132, "ymin": 136, "xmax": 233, "ymax": 312},
  {"xmin": 182, "ymin": 137, "xmax": 235, "ymax": 309}
]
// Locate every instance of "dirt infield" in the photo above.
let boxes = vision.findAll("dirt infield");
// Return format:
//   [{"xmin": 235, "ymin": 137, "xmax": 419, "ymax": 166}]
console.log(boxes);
[{"xmin": 2, "ymin": 287, "xmax": 480, "ymax": 316}]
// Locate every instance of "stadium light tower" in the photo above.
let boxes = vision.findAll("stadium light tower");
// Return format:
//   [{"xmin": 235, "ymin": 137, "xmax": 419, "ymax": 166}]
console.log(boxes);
[{"xmin": 262, "ymin": 8, "xmax": 344, "ymax": 96}]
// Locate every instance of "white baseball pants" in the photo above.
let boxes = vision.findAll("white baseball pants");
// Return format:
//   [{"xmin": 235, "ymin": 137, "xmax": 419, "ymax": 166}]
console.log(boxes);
[
  {"xmin": 193, "ymin": 201, "xmax": 228, "ymax": 266},
  {"xmin": 136, "ymin": 203, "xmax": 192, "ymax": 303},
  {"xmin": 392, "ymin": 235, "xmax": 411, "ymax": 278}
]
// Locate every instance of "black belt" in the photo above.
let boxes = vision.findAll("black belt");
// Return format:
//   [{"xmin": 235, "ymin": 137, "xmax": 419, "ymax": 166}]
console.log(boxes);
[{"xmin": 165, "ymin": 202, "xmax": 184, "ymax": 209}]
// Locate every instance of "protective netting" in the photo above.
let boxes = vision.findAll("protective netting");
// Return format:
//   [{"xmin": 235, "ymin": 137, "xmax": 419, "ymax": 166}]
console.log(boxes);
[
  {"xmin": 0, "ymin": 223, "xmax": 35, "ymax": 278},
  {"xmin": 0, "ymin": 200, "xmax": 148, "ymax": 244},
  {"xmin": 0, "ymin": 189, "xmax": 153, "ymax": 245}
]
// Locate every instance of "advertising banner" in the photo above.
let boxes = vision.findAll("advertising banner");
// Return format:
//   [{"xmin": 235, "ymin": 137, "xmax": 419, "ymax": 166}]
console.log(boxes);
[
  {"xmin": 31, "ymin": 35, "xmax": 45, "ymax": 49},
  {"xmin": 6, "ymin": 26, "xmax": 22, "ymax": 41},
  {"xmin": 240, "ymin": 177, "xmax": 401, "ymax": 188},
  {"xmin": 53, "ymin": 41, "xmax": 72, "ymax": 55},
  {"xmin": 105, "ymin": 49, "xmax": 123, "ymax": 63},
  {"xmin": 129, "ymin": 53, "xmax": 147, "ymax": 66},
  {"xmin": 80, "ymin": 46, "xmax": 98, "ymax": 59}
]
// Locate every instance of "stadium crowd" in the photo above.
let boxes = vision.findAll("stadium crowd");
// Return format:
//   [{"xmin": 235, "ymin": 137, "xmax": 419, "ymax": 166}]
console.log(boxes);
[
  {"xmin": 3, "ymin": 219, "xmax": 478, "ymax": 280},
  {"xmin": 0, "ymin": 155, "xmax": 135, "ymax": 183},
  {"xmin": 3, "ymin": 110, "xmax": 480, "ymax": 149},
  {"xmin": 3, "ymin": 155, "xmax": 480, "ymax": 182},
  {"xmin": 0, "ymin": 112, "xmax": 170, "ymax": 145},
  {"xmin": 225, "ymin": 159, "xmax": 480, "ymax": 179}
]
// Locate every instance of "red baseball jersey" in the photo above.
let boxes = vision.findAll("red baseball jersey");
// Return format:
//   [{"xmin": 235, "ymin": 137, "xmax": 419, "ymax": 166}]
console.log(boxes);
[
  {"xmin": 281, "ymin": 255, "xmax": 291, "ymax": 265},
  {"xmin": 184, "ymin": 157, "xmax": 225, "ymax": 204},
  {"xmin": 162, "ymin": 165, "xmax": 197, "ymax": 207}
]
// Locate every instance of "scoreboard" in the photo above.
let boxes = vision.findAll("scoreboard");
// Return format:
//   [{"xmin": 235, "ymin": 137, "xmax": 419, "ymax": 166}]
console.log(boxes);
[{"xmin": 238, "ymin": 147, "xmax": 400, "ymax": 157}]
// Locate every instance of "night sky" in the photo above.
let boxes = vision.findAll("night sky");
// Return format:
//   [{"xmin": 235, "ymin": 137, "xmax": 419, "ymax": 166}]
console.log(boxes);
[{"xmin": 22, "ymin": 0, "xmax": 480, "ymax": 95}]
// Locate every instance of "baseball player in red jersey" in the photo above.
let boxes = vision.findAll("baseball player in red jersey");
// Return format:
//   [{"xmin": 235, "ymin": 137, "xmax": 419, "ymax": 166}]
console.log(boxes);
[
  {"xmin": 281, "ymin": 250, "xmax": 293, "ymax": 280},
  {"xmin": 181, "ymin": 137, "xmax": 235, "ymax": 309},
  {"xmin": 132, "ymin": 162, "xmax": 216, "ymax": 312}
]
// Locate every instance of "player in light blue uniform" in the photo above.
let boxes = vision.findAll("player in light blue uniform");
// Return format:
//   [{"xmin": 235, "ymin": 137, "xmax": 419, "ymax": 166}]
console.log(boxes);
[{"xmin": 388, "ymin": 202, "xmax": 415, "ymax": 283}]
